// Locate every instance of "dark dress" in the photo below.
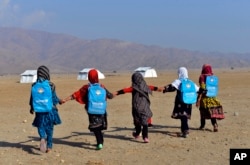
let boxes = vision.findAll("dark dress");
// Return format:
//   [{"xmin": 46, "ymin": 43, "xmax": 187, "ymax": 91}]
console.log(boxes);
[{"xmin": 164, "ymin": 84, "xmax": 192, "ymax": 134}]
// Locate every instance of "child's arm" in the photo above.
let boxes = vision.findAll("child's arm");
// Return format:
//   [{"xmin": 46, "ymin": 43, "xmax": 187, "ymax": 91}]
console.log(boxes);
[
  {"xmin": 113, "ymin": 87, "xmax": 133, "ymax": 96},
  {"xmin": 196, "ymin": 84, "xmax": 206, "ymax": 107},
  {"xmin": 105, "ymin": 88, "xmax": 114, "ymax": 99},
  {"xmin": 62, "ymin": 95, "xmax": 74, "ymax": 103},
  {"xmin": 52, "ymin": 89, "xmax": 63, "ymax": 105},
  {"xmin": 162, "ymin": 84, "xmax": 177, "ymax": 93},
  {"xmin": 148, "ymin": 85, "xmax": 162, "ymax": 92},
  {"xmin": 64, "ymin": 85, "xmax": 88, "ymax": 104},
  {"xmin": 29, "ymin": 94, "xmax": 34, "ymax": 114}
]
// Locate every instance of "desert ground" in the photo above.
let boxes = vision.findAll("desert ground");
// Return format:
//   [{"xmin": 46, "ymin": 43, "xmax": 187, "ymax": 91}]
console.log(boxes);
[{"xmin": 0, "ymin": 68, "xmax": 250, "ymax": 165}]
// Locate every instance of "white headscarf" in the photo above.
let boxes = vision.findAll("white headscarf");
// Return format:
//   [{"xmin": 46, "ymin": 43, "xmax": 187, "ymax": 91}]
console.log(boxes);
[{"xmin": 171, "ymin": 67, "xmax": 188, "ymax": 90}]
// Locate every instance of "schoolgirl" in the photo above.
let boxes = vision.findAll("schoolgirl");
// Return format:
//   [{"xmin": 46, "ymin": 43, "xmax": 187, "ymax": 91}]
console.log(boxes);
[
  {"xmin": 162, "ymin": 67, "xmax": 199, "ymax": 138},
  {"xmin": 63, "ymin": 69, "xmax": 113, "ymax": 150},
  {"xmin": 196, "ymin": 64, "xmax": 223, "ymax": 132},
  {"xmin": 113, "ymin": 72, "xmax": 161, "ymax": 143},
  {"xmin": 29, "ymin": 65, "xmax": 62, "ymax": 153}
]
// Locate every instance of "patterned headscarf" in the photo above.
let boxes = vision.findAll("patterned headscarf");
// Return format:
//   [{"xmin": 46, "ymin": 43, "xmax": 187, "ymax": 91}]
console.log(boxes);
[
  {"xmin": 37, "ymin": 65, "xmax": 50, "ymax": 81},
  {"xmin": 88, "ymin": 69, "xmax": 99, "ymax": 84},
  {"xmin": 36, "ymin": 65, "xmax": 55, "ymax": 91},
  {"xmin": 199, "ymin": 64, "xmax": 213, "ymax": 84},
  {"xmin": 132, "ymin": 72, "xmax": 152, "ymax": 96}
]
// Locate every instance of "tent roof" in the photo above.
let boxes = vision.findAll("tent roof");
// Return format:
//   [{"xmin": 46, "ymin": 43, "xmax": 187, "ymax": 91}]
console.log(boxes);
[
  {"xmin": 134, "ymin": 67, "xmax": 155, "ymax": 71},
  {"xmin": 79, "ymin": 68, "xmax": 102, "ymax": 73},
  {"xmin": 20, "ymin": 70, "xmax": 37, "ymax": 76},
  {"xmin": 77, "ymin": 68, "xmax": 105, "ymax": 80}
]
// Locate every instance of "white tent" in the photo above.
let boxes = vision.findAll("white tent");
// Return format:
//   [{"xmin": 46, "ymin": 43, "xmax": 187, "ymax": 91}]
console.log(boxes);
[
  {"xmin": 20, "ymin": 70, "xmax": 37, "ymax": 83},
  {"xmin": 134, "ymin": 67, "xmax": 157, "ymax": 78},
  {"xmin": 77, "ymin": 68, "xmax": 105, "ymax": 80}
]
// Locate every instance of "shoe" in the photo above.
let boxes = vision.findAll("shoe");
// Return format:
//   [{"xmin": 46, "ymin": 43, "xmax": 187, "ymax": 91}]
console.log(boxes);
[
  {"xmin": 96, "ymin": 144, "xmax": 103, "ymax": 150},
  {"xmin": 46, "ymin": 148, "xmax": 51, "ymax": 153},
  {"xmin": 198, "ymin": 126, "xmax": 205, "ymax": 130},
  {"xmin": 181, "ymin": 133, "xmax": 188, "ymax": 138},
  {"xmin": 40, "ymin": 139, "xmax": 47, "ymax": 153},
  {"xmin": 148, "ymin": 123, "xmax": 153, "ymax": 127},
  {"xmin": 213, "ymin": 124, "xmax": 218, "ymax": 132},
  {"xmin": 143, "ymin": 138, "xmax": 149, "ymax": 143},
  {"xmin": 181, "ymin": 130, "xmax": 189, "ymax": 138},
  {"xmin": 132, "ymin": 132, "xmax": 140, "ymax": 139}
]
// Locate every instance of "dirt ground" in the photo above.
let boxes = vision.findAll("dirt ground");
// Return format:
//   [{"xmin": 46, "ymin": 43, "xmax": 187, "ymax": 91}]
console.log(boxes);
[{"xmin": 0, "ymin": 69, "xmax": 250, "ymax": 165}]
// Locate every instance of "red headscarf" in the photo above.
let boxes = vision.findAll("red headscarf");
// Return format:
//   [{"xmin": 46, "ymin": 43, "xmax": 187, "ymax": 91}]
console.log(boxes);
[
  {"xmin": 199, "ymin": 64, "xmax": 213, "ymax": 84},
  {"xmin": 72, "ymin": 69, "xmax": 99, "ymax": 104},
  {"xmin": 88, "ymin": 69, "xmax": 99, "ymax": 84}
]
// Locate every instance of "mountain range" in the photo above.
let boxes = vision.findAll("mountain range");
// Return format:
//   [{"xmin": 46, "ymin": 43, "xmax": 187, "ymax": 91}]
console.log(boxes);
[{"xmin": 0, "ymin": 27, "xmax": 249, "ymax": 75}]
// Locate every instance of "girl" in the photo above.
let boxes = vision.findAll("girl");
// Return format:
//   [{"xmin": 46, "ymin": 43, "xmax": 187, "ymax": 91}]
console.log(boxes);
[
  {"xmin": 196, "ymin": 64, "xmax": 223, "ymax": 132},
  {"xmin": 162, "ymin": 67, "xmax": 199, "ymax": 138},
  {"xmin": 29, "ymin": 65, "xmax": 62, "ymax": 153},
  {"xmin": 63, "ymin": 69, "xmax": 113, "ymax": 150},
  {"xmin": 113, "ymin": 72, "xmax": 161, "ymax": 143}
]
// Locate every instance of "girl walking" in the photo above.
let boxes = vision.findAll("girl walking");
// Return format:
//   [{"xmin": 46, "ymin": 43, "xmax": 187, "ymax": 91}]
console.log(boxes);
[
  {"xmin": 113, "ymin": 72, "xmax": 161, "ymax": 143},
  {"xmin": 63, "ymin": 69, "xmax": 113, "ymax": 150},
  {"xmin": 196, "ymin": 64, "xmax": 224, "ymax": 132},
  {"xmin": 29, "ymin": 65, "xmax": 62, "ymax": 153},
  {"xmin": 161, "ymin": 67, "xmax": 199, "ymax": 138}
]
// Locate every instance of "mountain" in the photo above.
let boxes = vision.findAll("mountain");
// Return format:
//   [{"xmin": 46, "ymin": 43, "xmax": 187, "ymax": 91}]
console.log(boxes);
[{"xmin": 0, "ymin": 27, "xmax": 249, "ymax": 75}]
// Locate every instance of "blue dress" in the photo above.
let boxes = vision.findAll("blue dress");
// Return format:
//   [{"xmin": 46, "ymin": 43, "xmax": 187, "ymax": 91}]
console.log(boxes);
[{"xmin": 32, "ymin": 88, "xmax": 62, "ymax": 127}]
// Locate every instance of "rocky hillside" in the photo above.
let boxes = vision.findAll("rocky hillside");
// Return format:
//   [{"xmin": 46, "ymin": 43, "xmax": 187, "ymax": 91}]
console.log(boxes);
[{"xmin": 0, "ymin": 27, "xmax": 249, "ymax": 75}]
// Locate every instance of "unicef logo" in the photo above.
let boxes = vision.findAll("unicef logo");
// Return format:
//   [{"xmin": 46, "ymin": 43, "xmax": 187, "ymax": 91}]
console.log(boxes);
[
  {"xmin": 186, "ymin": 83, "xmax": 191, "ymax": 88},
  {"xmin": 38, "ymin": 88, "xmax": 44, "ymax": 93},
  {"xmin": 96, "ymin": 90, "xmax": 101, "ymax": 95}
]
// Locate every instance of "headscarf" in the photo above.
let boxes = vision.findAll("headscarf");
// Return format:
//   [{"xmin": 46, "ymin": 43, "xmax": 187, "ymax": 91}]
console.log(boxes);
[
  {"xmin": 72, "ymin": 69, "xmax": 100, "ymax": 104},
  {"xmin": 36, "ymin": 65, "xmax": 55, "ymax": 91},
  {"xmin": 88, "ymin": 69, "xmax": 99, "ymax": 84},
  {"xmin": 132, "ymin": 72, "xmax": 152, "ymax": 96},
  {"xmin": 37, "ymin": 65, "xmax": 50, "ymax": 81},
  {"xmin": 171, "ymin": 67, "xmax": 188, "ymax": 90},
  {"xmin": 199, "ymin": 64, "xmax": 213, "ymax": 84}
]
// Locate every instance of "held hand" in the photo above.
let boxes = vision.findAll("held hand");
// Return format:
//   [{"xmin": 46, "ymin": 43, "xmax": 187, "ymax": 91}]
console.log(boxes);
[
  {"xmin": 30, "ymin": 109, "xmax": 34, "ymax": 114},
  {"xmin": 59, "ymin": 99, "xmax": 65, "ymax": 105},
  {"xmin": 157, "ymin": 87, "xmax": 164, "ymax": 92},
  {"xmin": 61, "ymin": 96, "xmax": 73, "ymax": 103},
  {"xmin": 196, "ymin": 101, "xmax": 200, "ymax": 108}
]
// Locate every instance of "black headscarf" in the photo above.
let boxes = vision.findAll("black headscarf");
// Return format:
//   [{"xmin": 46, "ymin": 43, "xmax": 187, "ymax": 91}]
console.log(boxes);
[{"xmin": 132, "ymin": 72, "xmax": 152, "ymax": 100}]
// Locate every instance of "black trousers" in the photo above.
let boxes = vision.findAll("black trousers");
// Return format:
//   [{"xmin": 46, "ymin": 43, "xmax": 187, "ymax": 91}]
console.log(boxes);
[
  {"xmin": 180, "ymin": 116, "xmax": 189, "ymax": 133},
  {"xmin": 200, "ymin": 118, "xmax": 217, "ymax": 128},
  {"xmin": 135, "ymin": 124, "xmax": 148, "ymax": 139},
  {"xmin": 93, "ymin": 128, "xmax": 103, "ymax": 145}
]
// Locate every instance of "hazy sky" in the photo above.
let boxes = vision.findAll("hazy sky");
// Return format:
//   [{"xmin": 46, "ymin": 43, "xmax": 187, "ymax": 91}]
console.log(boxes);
[{"xmin": 1, "ymin": 0, "xmax": 250, "ymax": 53}]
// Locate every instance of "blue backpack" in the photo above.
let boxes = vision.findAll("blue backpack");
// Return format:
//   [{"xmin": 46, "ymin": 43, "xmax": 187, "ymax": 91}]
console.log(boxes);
[
  {"xmin": 206, "ymin": 75, "xmax": 219, "ymax": 97},
  {"xmin": 31, "ymin": 80, "xmax": 53, "ymax": 112},
  {"xmin": 87, "ymin": 83, "xmax": 107, "ymax": 115},
  {"xmin": 180, "ymin": 79, "xmax": 197, "ymax": 104}
]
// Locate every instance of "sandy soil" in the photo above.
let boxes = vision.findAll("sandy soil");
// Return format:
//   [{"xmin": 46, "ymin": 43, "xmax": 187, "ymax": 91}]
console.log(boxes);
[{"xmin": 0, "ymin": 69, "xmax": 249, "ymax": 165}]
